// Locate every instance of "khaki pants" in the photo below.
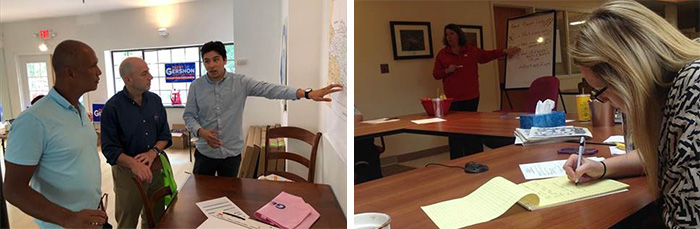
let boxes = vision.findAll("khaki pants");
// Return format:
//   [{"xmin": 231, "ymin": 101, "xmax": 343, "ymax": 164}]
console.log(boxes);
[{"xmin": 112, "ymin": 164, "xmax": 165, "ymax": 228}]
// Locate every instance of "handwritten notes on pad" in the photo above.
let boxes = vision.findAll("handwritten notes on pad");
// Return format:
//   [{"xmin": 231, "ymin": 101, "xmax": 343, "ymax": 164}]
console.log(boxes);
[
  {"xmin": 518, "ymin": 176, "xmax": 628, "ymax": 210},
  {"xmin": 421, "ymin": 177, "xmax": 537, "ymax": 229},
  {"xmin": 421, "ymin": 176, "xmax": 629, "ymax": 228}
]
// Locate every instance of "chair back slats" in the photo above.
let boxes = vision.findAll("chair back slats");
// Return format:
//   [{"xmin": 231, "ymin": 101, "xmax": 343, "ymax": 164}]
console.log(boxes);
[
  {"xmin": 267, "ymin": 151, "xmax": 310, "ymax": 167},
  {"xmin": 266, "ymin": 126, "xmax": 317, "ymax": 145},
  {"xmin": 264, "ymin": 126, "xmax": 321, "ymax": 182},
  {"xmin": 131, "ymin": 151, "xmax": 174, "ymax": 228}
]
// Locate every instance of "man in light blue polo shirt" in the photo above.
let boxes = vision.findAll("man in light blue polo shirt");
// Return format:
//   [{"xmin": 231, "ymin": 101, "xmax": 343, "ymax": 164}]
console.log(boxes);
[
  {"xmin": 4, "ymin": 40, "xmax": 107, "ymax": 228},
  {"xmin": 183, "ymin": 41, "xmax": 342, "ymax": 177}
]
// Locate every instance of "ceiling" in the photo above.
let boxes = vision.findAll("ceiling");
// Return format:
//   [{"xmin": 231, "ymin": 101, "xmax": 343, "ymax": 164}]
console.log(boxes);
[{"xmin": 0, "ymin": 0, "xmax": 198, "ymax": 23}]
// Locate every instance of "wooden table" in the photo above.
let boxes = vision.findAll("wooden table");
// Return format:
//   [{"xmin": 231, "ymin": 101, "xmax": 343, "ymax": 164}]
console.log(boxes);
[
  {"xmin": 156, "ymin": 175, "xmax": 346, "ymax": 228},
  {"xmin": 355, "ymin": 112, "xmax": 622, "ymax": 144},
  {"xmin": 354, "ymin": 143, "xmax": 655, "ymax": 228}
]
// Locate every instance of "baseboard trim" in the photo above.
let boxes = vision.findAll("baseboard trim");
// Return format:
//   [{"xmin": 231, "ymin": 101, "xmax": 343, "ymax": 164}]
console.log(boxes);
[{"xmin": 380, "ymin": 145, "xmax": 449, "ymax": 166}]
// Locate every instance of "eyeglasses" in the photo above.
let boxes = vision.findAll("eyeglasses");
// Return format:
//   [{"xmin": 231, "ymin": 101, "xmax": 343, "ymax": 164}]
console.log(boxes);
[
  {"xmin": 98, "ymin": 193, "xmax": 108, "ymax": 211},
  {"xmin": 590, "ymin": 86, "xmax": 608, "ymax": 103},
  {"xmin": 97, "ymin": 193, "xmax": 113, "ymax": 228}
]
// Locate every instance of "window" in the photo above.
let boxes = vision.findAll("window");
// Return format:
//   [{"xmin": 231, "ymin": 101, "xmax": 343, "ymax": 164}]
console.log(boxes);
[
  {"xmin": 534, "ymin": 8, "xmax": 590, "ymax": 76},
  {"xmin": 26, "ymin": 62, "xmax": 50, "ymax": 101},
  {"xmin": 109, "ymin": 43, "xmax": 234, "ymax": 107}
]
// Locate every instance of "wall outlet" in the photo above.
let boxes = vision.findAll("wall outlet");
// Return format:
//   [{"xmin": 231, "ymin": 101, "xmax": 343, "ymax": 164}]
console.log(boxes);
[
  {"xmin": 380, "ymin": 64, "xmax": 389, "ymax": 74},
  {"xmin": 236, "ymin": 59, "xmax": 248, "ymax": 65}
]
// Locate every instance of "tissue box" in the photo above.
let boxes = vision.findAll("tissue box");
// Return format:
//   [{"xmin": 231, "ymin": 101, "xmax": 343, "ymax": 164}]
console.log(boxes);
[{"xmin": 519, "ymin": 111, "xmax": 565, "ymax": 129}]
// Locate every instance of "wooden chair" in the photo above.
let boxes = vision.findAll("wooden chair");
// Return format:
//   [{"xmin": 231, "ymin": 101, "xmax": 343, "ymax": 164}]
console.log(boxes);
[
  {"xmin": 131, "ymin": 151, "xmax": 174, "ymax": 228},
  {"xmin": 264, "ymin": 126, "xmax": 321, "ymax": 182}
]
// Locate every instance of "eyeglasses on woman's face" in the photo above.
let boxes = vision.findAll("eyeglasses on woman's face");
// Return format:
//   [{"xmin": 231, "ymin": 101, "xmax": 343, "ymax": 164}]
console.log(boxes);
[{"xmin": 590, "ymin": 86, "xmax": 608, "ymax": 103}]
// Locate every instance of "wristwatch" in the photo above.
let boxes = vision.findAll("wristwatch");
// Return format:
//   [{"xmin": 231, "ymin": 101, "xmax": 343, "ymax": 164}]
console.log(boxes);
[
  {"xmin": 152, "ymin": 147, "xmax": 163, "ymax": 155},
  {"xmin": 304, "ymin": 88, "xmax": 313, "ymax": 99}
]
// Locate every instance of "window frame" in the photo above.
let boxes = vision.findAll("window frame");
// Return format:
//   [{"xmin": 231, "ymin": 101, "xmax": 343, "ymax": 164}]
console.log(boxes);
[{"xmin": 108, "ymin": 42, "xmax": 234, "ymax": 108}]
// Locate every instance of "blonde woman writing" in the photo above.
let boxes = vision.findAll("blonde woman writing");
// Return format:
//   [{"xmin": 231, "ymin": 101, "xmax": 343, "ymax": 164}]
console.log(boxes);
[{"xmin": 562, "ymin": 0, "xmax": 700, "ymax": 227}]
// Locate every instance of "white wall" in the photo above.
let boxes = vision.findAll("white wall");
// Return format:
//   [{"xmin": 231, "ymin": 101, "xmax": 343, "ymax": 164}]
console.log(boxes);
[
  {"xmin": 286, "ymin": 0, "xmax": 348, "ymax": 214},
  {"xmin": 233, "ymin": 0, "xmax": 285, "ymax": 134}
]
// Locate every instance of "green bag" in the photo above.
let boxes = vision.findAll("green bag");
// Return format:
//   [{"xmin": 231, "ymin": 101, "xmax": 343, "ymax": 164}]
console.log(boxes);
[{"xmin": 159, "ymin": 154, "xmax": 178, "ymax": 206}]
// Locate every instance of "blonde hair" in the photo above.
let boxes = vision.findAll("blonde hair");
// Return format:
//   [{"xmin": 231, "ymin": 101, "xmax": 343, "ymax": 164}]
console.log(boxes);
[{"xmin": 570, "ymin": 0, "xmax": 700, "ymax": 193}]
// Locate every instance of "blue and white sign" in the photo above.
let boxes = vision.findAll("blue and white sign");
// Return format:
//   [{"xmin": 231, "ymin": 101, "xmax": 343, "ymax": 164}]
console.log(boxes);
[
  {"xmin": 165, "ymin": 62, "xmax": 196, "ymax": 83},
  {"xmin": 92, "ymin": 104, "xmax": 105, "ymax": 123}
]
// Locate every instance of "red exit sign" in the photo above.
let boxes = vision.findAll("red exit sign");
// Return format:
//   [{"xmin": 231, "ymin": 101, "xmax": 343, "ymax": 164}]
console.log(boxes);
[{"xmin": 39, "ymin": 30, "xmax": 50, "ymax": 40}]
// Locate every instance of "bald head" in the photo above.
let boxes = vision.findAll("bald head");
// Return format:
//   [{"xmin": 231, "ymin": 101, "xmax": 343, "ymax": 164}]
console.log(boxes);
[
  {"xmin": 52, "ymin": 40, "xmax": 93, "ymax": 77},
  {"xmin": 119, "ymin": 57, "xmax": 145, "ymax": 78},
  {"xmin": 119, "ymin": 57, "xmax": 152, "ymax": 94}
]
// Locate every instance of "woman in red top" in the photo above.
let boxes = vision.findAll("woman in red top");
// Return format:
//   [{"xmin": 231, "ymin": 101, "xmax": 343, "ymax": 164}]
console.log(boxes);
[{"xmin": 433, "ymin": 24, "xmax": 520, "ymax": 159}]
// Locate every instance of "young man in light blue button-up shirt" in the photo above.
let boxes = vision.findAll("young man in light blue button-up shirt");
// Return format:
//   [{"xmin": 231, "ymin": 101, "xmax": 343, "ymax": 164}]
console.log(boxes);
[
  {"xmin": 4, "ymin": 40, "xmax": 107, "ymax": 228},
  {"xmin": 183, "ymin": 41, "xmax": 342, "ymax": 177}
]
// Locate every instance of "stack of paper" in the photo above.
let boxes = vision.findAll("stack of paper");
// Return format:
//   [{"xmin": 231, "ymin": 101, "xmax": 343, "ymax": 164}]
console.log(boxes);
[
  {"xmin": 258, "ymin": 174, "xmax": 293, "ymax": 182},
  {"xmin": 514, "ymin": 126, "xmax": 592, "ymax": 145},
  {"xmin": 196, "ymin": 197, "xmax": 278, "ymax": 229},
  {"xmin": 255, "ymin": 192, "xmax": 319, "ymax": 229},
  {"xmin": 411, "ymin": 118, "xmax": 445, "ymax": 124},
  {"xmin": 421, "ymin": 176, "xmax": 629, "ymax": 228}
]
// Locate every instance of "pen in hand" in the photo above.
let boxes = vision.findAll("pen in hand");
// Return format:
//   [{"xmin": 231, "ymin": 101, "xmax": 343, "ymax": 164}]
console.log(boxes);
[{"xmin": 575, "ymin": 137, "xmax": 585, "ymax": 185}]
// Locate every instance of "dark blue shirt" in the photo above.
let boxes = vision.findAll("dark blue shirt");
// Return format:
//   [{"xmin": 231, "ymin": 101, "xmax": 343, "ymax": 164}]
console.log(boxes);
[{"xmin": 101, "ymin": 88, "xmax": 172, "ymax": 165}]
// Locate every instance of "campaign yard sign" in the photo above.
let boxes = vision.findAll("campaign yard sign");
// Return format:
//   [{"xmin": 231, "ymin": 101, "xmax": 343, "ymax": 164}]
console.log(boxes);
[
  {"xmin": 165, "ymin": 62, "xmax": 196, "ymax": 83},
  {"xmin": 92, "ymin": 103, "xmax": 105, "ymax": 123}
]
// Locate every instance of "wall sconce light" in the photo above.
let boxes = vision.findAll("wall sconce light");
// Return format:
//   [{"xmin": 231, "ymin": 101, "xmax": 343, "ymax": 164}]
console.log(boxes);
[
  {"xmin": 158, "ymin": 28, "xmax": 169, "ymax": 38},
  {"xmin": 38, "ymin": 42, "xmax": 48, "ymax": 52}
]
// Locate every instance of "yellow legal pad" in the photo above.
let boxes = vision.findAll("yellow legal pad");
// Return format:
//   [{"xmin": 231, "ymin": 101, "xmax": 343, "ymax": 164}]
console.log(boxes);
[{"xmin": 421, "ymin": 176, "xmax": 629, "ymax": 229}]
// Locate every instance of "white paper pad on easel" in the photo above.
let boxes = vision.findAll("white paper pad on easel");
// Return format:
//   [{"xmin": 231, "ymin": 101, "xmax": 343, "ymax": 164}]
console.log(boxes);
[
  {"xmin": 519, "ymin": 157, "xmax": 604, "ymax": 180},
  {"xmin": 196, "ymin": 197, "xmax": 249, "ymax": 219},
  {"xmin": 411, "ymin": 118, "xmax": 446, "ymax": 124}
]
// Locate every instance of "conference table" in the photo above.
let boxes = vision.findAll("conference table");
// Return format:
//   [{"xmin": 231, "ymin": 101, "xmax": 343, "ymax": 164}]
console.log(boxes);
[
  {"xmin": 156, "ymin": 175, "xmax": 346, "ymax": 228},
  {"xmin": 354, "ymin": 111, "xmax": 652, "ymax": 228},
  {"xmin": 355, "ymin": 111, "xmax": 622, "ymax": 144},
  {"xmin": 355, "ymin": 143, "xmax": 654, "ymax": 228}
]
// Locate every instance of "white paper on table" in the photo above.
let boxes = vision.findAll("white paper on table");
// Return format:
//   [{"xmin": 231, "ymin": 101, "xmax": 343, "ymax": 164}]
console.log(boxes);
[
  {"xmin": 610, "ymin": 146, "xmax": 627, "ymax": 155},
  {"xmin": 514, "ymin": 135, "xmax": 523, "ymax": 145},
  {"xmin": 519, "ymin": 157, "xmax": 605, "ymax": 180},
  {"xmin": 411, "ymin": 118, "xmax": 446, "ymax": 124},
  {"xmin": 195, "ymin": 197, "xmax": 249, "ymax": 219},
  {"xmin": 197, "ymin": 217, "xmax": 235, "ymax": 229},
  {"xmin": 604, "ymin": 135, "xmax": 624, "ymax": 144},
  {"xmin": 209, "ymin": 211, "xmax": 279, "ymax": 229},
  {"xmin": 361, "ymin": 118, "xmax": 399, "ymax": 124},
  {"xmin": 565, "ymin": 119, "xmax": 575, "ymax": 123}
]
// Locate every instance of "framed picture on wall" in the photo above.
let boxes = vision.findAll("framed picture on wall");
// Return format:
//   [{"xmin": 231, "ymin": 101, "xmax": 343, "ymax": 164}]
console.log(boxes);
[
  {"xmin": 390, "ymin": 21, "xmax": 434, "ymax": 60},
  {"xmin": 459, "ymin": 25, "xmax": 483, "ymax": 49}
]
